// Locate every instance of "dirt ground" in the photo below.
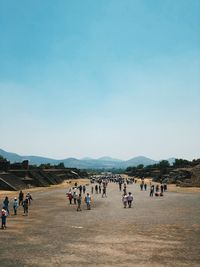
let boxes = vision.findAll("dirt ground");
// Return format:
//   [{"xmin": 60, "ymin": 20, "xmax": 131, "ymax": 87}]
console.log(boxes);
[{"xmin": 0, "ymin": 179, "xmax": 200, "ymax": 267}]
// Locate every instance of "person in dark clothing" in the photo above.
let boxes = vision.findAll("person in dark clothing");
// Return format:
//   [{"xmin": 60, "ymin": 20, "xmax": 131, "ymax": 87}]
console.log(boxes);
[
  {"xmin": 150, "ymin": 185, "xmax": 154, "ymax": 197},
  {"xmin": 79, "ymin": 185, "xmax": 82, "ymax": 195},
  {"xmin": 3, "ymin": 196, "xmax": 9, "ymax": 214},
  {"xmin": 18, "ymin": 191, "xmax": 24, "ymax": 206},
  {"xmin": 140, "ymin": 183, "xmax": 144, "ymax": 191},
  {"xmin": 83, "ymin": 185, "xmax": 86, "ymax": 194},
  {"xmin": 95, "ymin": 185, "xmax": 98, "ymax": 194},
  {"xmin": 160, "ymin": 184, "xmax": 164, "ymax": 194},
  {"xmin": 164, "ymin": 184, "xmax": 167, "ymax": 191},
  {"xmin": 156, "ymin": 185, "xmax": 159, "ymax": 192},
  {"xmin": 23, "ymin": 198, "xmax": 29, "ymax": 216},
  {"xmin": 144, "ymin": 183, "xmax": 147, "ymax": 191},
  {"xmin": 99, "ymin": 185, "xmax": 101, "ymax": 194},
  {"xmin": 119, "ymin": 182, "xmax": 122, "ymax": 191},
  {"xmin": 1, "ymin": 208, "xmax": 8, "ymax": 229}
]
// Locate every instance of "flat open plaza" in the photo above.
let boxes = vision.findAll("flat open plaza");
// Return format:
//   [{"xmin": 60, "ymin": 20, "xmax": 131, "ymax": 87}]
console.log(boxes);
[{"xmin": 0, "ymin": 180, "xmax": 200, "ymax": 267}]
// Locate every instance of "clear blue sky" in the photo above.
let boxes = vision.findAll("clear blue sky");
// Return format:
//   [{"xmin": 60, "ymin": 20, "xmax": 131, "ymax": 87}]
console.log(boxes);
[{"xmin": 0, "ymin": 0, "xmax": 200, "ymax": 160}]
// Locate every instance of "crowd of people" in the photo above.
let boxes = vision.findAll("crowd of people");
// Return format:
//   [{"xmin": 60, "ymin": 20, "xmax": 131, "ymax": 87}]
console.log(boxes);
[
  {"xmin": 1, "ymin": 191, "xmax": 33, "ymax": 229},
  {"xmin": 66, "ymin": 174, "xmax": 168, "ymax": 213},
  {"xmin": 66, "ymin": 185, "xmax": 93, "ymax": 211},
  {"xmin": 1, "ymin": 175, "xmax": 167, "ymax": 229},
  {"xmin": 65, "ymin": 175, "xmax": 135, "ymax": 211}
]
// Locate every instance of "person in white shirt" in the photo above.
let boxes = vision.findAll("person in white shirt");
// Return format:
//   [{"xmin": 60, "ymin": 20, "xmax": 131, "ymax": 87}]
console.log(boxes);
[
  {"xmin": 127, "ymin": 192, "xmax": 133, "ymax": 208},
  {"xmin": 122, "ymin": 193, "xmax": 128, "ymax": 208}
]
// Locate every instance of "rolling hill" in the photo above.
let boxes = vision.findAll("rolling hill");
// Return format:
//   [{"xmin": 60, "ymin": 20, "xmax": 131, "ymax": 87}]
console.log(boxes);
[{"xmin": 0, "ymin": 148, "xmax": 174, "ymax": 169}]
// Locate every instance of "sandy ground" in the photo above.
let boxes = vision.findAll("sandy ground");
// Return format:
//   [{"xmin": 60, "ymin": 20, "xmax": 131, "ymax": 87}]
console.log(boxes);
[{"xmin": 0, "ymin": 179, "xmax": 200, "ymax": 267}]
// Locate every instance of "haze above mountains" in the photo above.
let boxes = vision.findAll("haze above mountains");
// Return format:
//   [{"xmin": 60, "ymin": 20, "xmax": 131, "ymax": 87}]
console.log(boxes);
[{"xmin": 0, "ymin": 148, "xmax": 175, "ymax": 169}]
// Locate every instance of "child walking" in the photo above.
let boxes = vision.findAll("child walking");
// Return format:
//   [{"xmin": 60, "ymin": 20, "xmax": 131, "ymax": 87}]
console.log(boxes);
[{"xmin": 1, "ymin": 208, "xmax": 8, "ymax": 229}]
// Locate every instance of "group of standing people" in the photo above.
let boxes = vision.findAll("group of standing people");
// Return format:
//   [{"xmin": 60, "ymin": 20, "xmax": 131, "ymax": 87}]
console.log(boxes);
[
  {"xmin": 39, "ymin": 178, "xmax": 167, "ymax": 215},
  {"xmin": 149, "ymin": 183, "xmax": 167, "ymax": 197},
  {"xmin": 140, "ymin": 181, "xmax": 147, "ymax": 191},
  {"xmin": 66, "ymin": 179, "xmax": 110, "ymax": 211},
  {"xmin": 67, "ymin": 179, "xmax": 167, "ymax": 217},
  {"xmin": 91, "ymin": 180, "xmax": 108, "ymax": 198},
  {"xmin": 1, "ymin": 191, "xmax": 33, "ymax": 229}
]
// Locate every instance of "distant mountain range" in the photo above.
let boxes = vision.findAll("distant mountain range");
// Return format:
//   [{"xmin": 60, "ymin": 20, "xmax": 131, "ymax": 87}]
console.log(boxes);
[{"xmin": 0, "ymin": 148, "xmax": 175, "ymax": 169}]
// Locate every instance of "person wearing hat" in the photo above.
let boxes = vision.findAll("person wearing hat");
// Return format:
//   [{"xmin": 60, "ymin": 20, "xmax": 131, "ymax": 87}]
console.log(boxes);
[
  {"xmin": 1, "ymin": 208, "xmax": 8, "ymax": 229},
  {"xmin": 13, "ymin": 197, "xmax": 19, "ymax": 215}
]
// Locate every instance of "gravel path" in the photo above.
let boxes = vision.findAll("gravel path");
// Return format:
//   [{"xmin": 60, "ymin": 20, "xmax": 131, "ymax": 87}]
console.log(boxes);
[{"xmin": 0, "ymin": 181, "xmax": 200, "ymax": 267}]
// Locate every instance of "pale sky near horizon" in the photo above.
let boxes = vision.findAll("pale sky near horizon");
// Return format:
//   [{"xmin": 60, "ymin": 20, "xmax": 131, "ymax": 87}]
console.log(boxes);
[{"xmin": 0, "ymin": 0, "xmax": 200, "ymax": 161}]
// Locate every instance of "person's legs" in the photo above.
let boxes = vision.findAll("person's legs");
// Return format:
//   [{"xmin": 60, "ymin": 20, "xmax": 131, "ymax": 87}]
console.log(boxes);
[{"xmin": 2, "ymin": 217, "xmax": 6, "ymax": 229}]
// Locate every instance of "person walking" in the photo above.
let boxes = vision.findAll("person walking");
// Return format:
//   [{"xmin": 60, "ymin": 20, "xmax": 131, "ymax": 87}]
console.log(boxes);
[
  {"xmin": 119, "ymin": 182, "xmax": 122, "ymax": 191},
  {"xmin": 164, "ymin": 184, "xmax": 167, "ymax": 191},
  {"xmin": 83, "ymin": 185, "xmax": 86, "ymax": 194},
  {"xmin": 85, "ymin": 193, "xmax": 91, "ymax": 210},
  {"xmin": 102, "ymin": 187, "xmax": 107, "ymax": 198},
  {"xmin": 23, "ymin": 198, "xmax": 29, "ymax": 216},
  {"xmin": 127, "ymin": 192, "xmax": 133, "ymax": 208},
  {"xmin": 140, "ymin": 183, "xmax": 144, "ymax": 191},
  {"xmin": 160, "ymin": 184, "xmax": 164, "ymax": 194},
  {"xmin": 79, "ymin": 185, "xmax": 82, "ymax": 195},
  {"xmin": 67, "ymin": 191, "xmax": 73, "ymax": 205},
  {"xmin": 95, "ymin": 184, "xmax": 98, "ymax": 194},
  {"xmin": 73, "ymin": 191, "xmax": 77, "ymax": 205},
  {"xmin": 18, "ymin": 190, "xmax": 24, "ymax": 206},
  {"xmin": 26, "ymin": 193, "xmax": 33, "ymax": 205},
  {"xmin": 122, "ymin": 193, "xmax": 128, "ymax": 208},
  {"xmin": 1, "ymin": 208, "xmax": 8, "ymax": 229},
  {"xmin": 150, "ymin": 185, "xmax": 154, "ymax": 197},
  {"xmin": 77, "ymin": 194, "xmax": 82, "ymax": 211},
  {"xmin": 13, "ymin": 197, "xmax": 18, "ymax": 215},
  {"xmin": 99, "ymin": 184, "xmax": 101, "ymax": 194},
  {"xmin": 156, "ymin": 184, "xmax": 159, "ymax": 193},
  {"xmin": 3, "ymin": 196, "xmax": 9, "ymax": 215}
]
